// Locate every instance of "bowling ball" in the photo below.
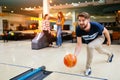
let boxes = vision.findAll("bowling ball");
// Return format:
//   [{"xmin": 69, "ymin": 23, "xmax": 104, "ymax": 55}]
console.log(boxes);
[
  {"xmin": 64, "ymin": 53, "xmax": 77, "ymax": 68},
  {"xmin": 11, "ymin": 32, "xmax": 14, "ymax": 36}
]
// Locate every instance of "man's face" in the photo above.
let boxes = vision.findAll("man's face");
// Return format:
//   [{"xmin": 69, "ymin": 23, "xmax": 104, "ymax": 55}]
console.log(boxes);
[{"xmin": 78, "ymin": 16, "xmax": 90, "ymax": 30}]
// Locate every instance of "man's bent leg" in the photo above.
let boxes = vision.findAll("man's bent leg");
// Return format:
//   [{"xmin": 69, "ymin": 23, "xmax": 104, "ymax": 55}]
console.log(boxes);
[
  {"xmin": 85, "ymin": 35, "xmax": 105, "ymax": 75},
  {"xmin": 95, "ymin": 35, "xmax": 113, "ymax": 62}
]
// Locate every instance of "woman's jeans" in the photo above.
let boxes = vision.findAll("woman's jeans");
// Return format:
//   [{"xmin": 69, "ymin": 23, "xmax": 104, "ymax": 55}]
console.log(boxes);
[{"xmin": 56, "ymin": 26, "xmax": 62, "ymax": 46}]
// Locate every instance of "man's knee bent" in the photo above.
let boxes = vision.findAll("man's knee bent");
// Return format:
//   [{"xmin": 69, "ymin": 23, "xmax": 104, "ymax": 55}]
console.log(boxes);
[{"xmin": 87, "ymin": 43, "xmax": 95, "ymax": 49}]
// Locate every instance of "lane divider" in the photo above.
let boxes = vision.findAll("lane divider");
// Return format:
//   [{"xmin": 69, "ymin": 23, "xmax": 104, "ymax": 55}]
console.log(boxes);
[{"xmin": 18, "ymin": 66, "xmax": 45, "ymax": 80}]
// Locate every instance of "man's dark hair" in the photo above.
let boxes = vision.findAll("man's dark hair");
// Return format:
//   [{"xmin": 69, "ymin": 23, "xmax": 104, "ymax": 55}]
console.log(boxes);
[{"xmin": 77, "ymin": 12, "xmax": 90, "ymax": 19}]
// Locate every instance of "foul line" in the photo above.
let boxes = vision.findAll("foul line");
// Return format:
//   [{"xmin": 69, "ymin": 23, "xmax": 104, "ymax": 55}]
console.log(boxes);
[
  {"xmin": 0, "ymin": 62, "xmax": 32, "ymax": 69},
  {"xmin": 51, "ymin": 70, "xmax": 108, "ymax": 80},
  {"xmin": 0, "ymin": 62, "xmax": 108, "ymax": 80}
]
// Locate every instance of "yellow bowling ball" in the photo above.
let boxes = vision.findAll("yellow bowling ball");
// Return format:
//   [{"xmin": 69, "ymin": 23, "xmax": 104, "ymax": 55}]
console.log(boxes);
[{"xmin": 11, "ymin": 32, "xmax": 14, "ymax": 36}]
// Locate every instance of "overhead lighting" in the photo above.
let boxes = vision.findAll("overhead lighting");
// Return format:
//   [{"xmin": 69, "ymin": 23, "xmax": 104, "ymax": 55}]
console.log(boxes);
[
  {"xmin": 49, "ymin": 0, "xmax": 52, "ymax": 3},
  {"xmin": 11, "ymin": 11, "xmax": 14, "ymax": 13},
  {"xmin": 25, "ymin": 7, "xmax": 34, "ymax": 11},
  {"xmin": 71, "ymin": 3, "xmax": 79, "ymax": 6},
  {"xmin": 21, "ymin": 8, "xmax": 23, "ymax": 10},
  {"xmin": 118, "ymin": 10, "xmax": 120, "ymax": 13},
  {"xmin": 65, "ymin": 3, "xmax": 68, "ymax": 5},
  {"xmin": 4, "ymin": 6, "xmax": 7, "ymax": 9},
  {"xmin": 85, "ymin": 1, "xmax": 88, "ymax": 3}
]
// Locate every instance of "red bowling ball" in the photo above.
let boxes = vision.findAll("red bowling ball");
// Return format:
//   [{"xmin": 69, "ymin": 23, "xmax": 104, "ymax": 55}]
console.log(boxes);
[{"xmin": 64, "ymin": 53, "xmax": 77, "ymax": 68}]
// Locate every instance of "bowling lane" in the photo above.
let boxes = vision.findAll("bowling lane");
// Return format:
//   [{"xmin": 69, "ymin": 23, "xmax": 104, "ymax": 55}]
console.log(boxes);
[{"xmin": 0, "ymin": 40, "xmax": 120, "ymax": 80}]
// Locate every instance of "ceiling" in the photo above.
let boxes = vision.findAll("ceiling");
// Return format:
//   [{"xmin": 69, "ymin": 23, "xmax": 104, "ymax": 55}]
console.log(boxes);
[{"xmin": 0, "ymin": 0, "xmax": 120, "ymax": 17}]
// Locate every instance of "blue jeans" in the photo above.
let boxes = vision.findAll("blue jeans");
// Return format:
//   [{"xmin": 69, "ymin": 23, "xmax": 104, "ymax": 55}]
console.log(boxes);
[{"xmin": 56, "ymin": 26, "xmax": 62, "ymax": 46}]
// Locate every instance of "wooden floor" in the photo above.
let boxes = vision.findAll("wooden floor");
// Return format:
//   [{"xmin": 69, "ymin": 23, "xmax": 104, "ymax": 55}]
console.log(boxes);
[{"xmin": 0, "ymin": 40, "xmax": 120, "ymax": 80}]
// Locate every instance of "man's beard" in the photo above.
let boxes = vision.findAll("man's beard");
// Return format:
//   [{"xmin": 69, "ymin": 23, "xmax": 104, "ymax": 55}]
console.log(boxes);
[
  {"xmin": 80, "ymin": 22, "xmax": 89, "ymax": 30},
  {"xmin": 80, "ymin": 25, "xmax": 87, "ymax": 30}
]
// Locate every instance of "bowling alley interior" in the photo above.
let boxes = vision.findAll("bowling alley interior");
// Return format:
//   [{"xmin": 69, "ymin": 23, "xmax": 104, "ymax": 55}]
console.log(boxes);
[{"xmin": 0, "ymin": 0, "xmax": 120, "ymax": 80}]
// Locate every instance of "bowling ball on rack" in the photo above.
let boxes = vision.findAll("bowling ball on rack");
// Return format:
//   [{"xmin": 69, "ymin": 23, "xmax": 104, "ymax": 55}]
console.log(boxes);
[
  {"xmin": 63, "ymin": 53, "xmax": 77, "ymax": 68},
  {"xmin": 11, "ymin": 32, "xmax": 14, "ymax": 36}
]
